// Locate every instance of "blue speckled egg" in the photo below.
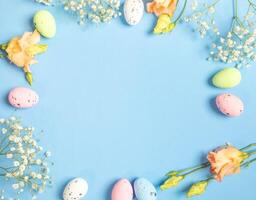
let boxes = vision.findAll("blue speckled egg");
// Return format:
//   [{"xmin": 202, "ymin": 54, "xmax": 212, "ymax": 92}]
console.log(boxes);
[{"xmin": 134, "ymin": 178, "xmax": 157, "ymax": 200}]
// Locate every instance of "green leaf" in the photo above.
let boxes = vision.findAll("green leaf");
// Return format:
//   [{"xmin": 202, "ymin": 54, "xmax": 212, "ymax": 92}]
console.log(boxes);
[
  {"xmin": 25, "ymin": 72, "xmax": 33, "ymax": 86},
  {"xmin": 0, "ymin": 43, "xmax": 8, "ymax": 50},
  {"xmin": 26, "ymin": 44, "xmax": 48, "ymax": 56}
]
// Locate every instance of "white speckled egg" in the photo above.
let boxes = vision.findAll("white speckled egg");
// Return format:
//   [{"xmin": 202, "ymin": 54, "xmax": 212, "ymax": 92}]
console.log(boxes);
[
  {"xmin": 134, "ymin": 178, "xmax": 157, "ymax": 200},
  {"xmin": 124, "ymin": 0, "xmax": 144, "ymax": 25},
  {"xmin": 8, "ymin": 87, "xmax": 39, "ymax": 108},
  {"xmin": 63, "ymin": 178, "xmax": 88, "ymax": 200},
  {"xmin": 111, "ymin": 179, "xmax": 133, "ymax": 200}
]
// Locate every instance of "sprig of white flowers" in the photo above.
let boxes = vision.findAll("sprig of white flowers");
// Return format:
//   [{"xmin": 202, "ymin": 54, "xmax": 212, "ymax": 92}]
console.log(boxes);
[
  {"xmin": 0, "ymin": 117, "xmax": 52, "ymax": 200},
  {"xmin": 35, "ymin": 0, "xmax": 121, "ymax": 25},
  {"xmin": 183, "ymin": 0, "xmax": 220, "ymax": 38},
  {"xmin": 183, "ymin": 0, "xmax": 256, "ymax": 68},
  {"xmin": 62, "ymin": 0, "xmax": 121, "ymax": 25}
]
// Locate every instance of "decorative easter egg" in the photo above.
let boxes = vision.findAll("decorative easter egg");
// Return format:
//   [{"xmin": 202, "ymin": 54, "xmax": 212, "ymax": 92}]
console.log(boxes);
[
  {"xmin": 111, "ymin": 179, "xmax": 133, "ymax": 200},
  {"xmin": 216, "ymin": 93, "xmax": 244, "ymax": 117},
  {"xmin": 33, "ymin": 10, "xmax": 56, "ymax": 38},
  {"xmin": 212, "ymin": 67, "xmax": 241, "ymax": 88},
  {"xmin": 63, "ymin": 178, "xmax": 88, "ymax": 200},
  {"xmin": 134, "ymin": 178, "xmax": 157, "ymax": 200},
  {"xmin": 8, "ymin": 87, "xmax": 39, "ymax": 108},
  {"xmin": 124, "ymin": 0, "xmax": 144, "ymax": 25}
]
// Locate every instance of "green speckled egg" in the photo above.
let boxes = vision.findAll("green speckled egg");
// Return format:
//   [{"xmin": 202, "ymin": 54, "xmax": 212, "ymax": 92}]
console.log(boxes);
[
  {"xmin": 212, "ymin": 67, "xmax": 241, "ymax": 88},
  {"xmin": 33, "ymin": 10, "xmax": 56, "ymax": 38}
]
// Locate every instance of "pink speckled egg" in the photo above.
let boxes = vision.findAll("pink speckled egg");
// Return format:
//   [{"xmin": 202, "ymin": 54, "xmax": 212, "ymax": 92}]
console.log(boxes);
[
  {"xmin": 111, "ymin": 179, "xmax": 133, "ymax": 200},
  {"xmin": 216, "ymin": 93, "xmax": 244, "ymax": 117},
  {"xmin": 8, "ymin": 87, "xmax": 39, "ymax": 108}
]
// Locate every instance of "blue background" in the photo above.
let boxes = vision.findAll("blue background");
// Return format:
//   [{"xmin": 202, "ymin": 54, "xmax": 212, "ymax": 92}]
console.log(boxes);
[{"xmin": 0, "ymin": 0, "xmax": 255, "ymax": 199}]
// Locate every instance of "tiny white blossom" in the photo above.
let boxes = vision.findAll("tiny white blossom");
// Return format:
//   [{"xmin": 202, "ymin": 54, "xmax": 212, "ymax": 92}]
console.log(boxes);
[
  {"xmin": 1, "ymin": 128, "xmax": 7, "ymax": 134},
  {"xmin": 12, "ymin": 184, "xmax": 19, "ymax": 190},
  {"xmin": 6, "ymin": 153, "xmax": 13, "ymax": 159},
  {"xmin": 13, "ymin": 161, "xmax": 20, "ymax": 167}
]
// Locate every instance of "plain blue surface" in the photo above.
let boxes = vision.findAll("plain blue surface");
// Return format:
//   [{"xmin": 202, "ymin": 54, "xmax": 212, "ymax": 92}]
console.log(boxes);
[{"xmin": 0, "ymin": 0, "xmax": 256, "ymax": 199}]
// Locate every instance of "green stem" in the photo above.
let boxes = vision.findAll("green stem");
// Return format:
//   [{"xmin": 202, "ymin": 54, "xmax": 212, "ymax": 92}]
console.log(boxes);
[
  {"xmin": 0, "ymin": 142, "xmax": 11, "ymax": 154},
  {"xmin": 231, "ymin": 0, "xmax": 246, "ymax": 30},
  {"xmin": 241, "ymin": 157, "xmax": 256, "ymax": 167},
  {"xmin": 212, "ymin": 0, "xmax": 221, "ymax": 6},
  {"xmin": 0, "ymin": 43, "xmax": 7, "ymax": 50},
  {"xmin": 234, "ymin": 0, "xmax": 238, "ymax": 18},
  {"xmin": 0, "ymin": 134, "xmax": 10, "ymax": 151},
  {"xmin": 204, "ymin": 177, "xmax": 214, "ymax": 182},
  {"xmin": 248, "ymin": 0, "xmax": 256, "ymax": 9},
  {"xmin": 248, "ymin": 150, "xmax": 256, "ymax": 156},
  {"xmin": 183, "ymin": 163, "xmax": 210, "ymax": 177},
  {"xmin": 176, "ymin": 0, "xmax": 180, "ymax": 8},
  {"xmin": 174, "ymin": 0, "xmax": 188, "ymax": 24},
  {"xmin": 240, "ymin": 143, "xmax": 256, "ymax": 151},
  {"xmin": 167, "ymin": 162, "xmax": 209, "ymax": 176},
  {"xmin": 0, "ymin": 167, "xmax": 8, "ymax": 172}
]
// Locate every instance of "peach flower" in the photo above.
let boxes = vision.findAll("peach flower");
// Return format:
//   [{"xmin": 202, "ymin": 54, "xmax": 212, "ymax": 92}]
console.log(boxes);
[
  {"xmin": 147, "ymin": 0, "xmax": 177, "ymax": 17},
  {"xmin": 207, "ymin": 146, "xmax": 248, "ymax": 182},
  {"xmin": 1, "ymin": 30, "xmax": 48, "ymax": 85},
  {"xmin": 6, "ymin": 30, "xmax": 41, "ymax": 73}
]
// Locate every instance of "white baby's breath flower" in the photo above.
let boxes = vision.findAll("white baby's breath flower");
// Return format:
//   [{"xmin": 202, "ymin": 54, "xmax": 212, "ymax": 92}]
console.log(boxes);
[
  {"xmin": 6, "ymin": 153, "xmax": 13, "ymax": 159},
  {"xmin": 2, "ymin": 128, "xmax": 7, "ymax": 134},
  {"xmin": 24, "ymin": 176, "xmax": 29, "ymax": 182},
  {"xmin": 32, "ymin": 183, "xmax": 38, "ymax": 190},
  {"xmin": 19, "ymin": 181, "xmax": 25, "ymax": 188},
  {"xmin": 37, "ymin": 174, "xmax": 42, "ymax": 179},
  {"xmin": 10, "ymin": 147, "xmax": 16, "ymax": 151},
  {"xmin": 30, "ymin": 172, "xmax": 37, "ymax": 178},
  {"xmin": 13, "ymin": 161, "xmax": 20, "ymax": 167},
  {"xmin": 191, "ymin": 0, "xmax": 198, "ymax": 10},
  {"xmin": 19, "ymin": 165, "xmax": 26, "ymax": 172},
  {"xmin": 5, "ymin": 173, "xmax": 12, "ymax": 178},
  {"xmin": 12, "ymin": 184, "xmax": 19, "ymax": 190},
  {"xmin": 36, "ymin": 159, "xmax": 42, "ymax": 165}
]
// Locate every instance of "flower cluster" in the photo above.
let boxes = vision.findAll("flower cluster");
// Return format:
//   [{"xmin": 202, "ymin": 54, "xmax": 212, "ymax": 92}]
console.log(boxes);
[
  {"xmin": 62, "ymin": 0, "xmax": 121, "ymax": 25},
  {"xmin": 210, "ymin": 27, "xmax": 256, "ymax": 68},
  {"xmin": 37, "ymin": 0, "xmax": 121, "ymax": 25},
  {"xmin": 0, "ymin": 117, "xmax": 52, "ymax": 200},
  {"xmin": 184, "ymin": 0, "xmax": 256, "ymax": 68},
  {"xmin": 183, "ymin": 0, "xmax": 220, "ymax": 38},
  {"xmin": 160, "ymin": 143, "xmax": 256, "ymax": 198},
  {"xmin": 209, "ymin": 0, "xmax": 256, "ymax": 68}
]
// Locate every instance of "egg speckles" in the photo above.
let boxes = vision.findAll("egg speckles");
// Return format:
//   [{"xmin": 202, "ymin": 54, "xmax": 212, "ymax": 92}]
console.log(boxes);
[
  {"xmin": 63, "ymin": 178, "xmax": 88, "ymax": 200},
  {"xmin": 124, "ymin": 0, "xmax": 144, "ymax": 25},
  {"xmin": 112, "ymin": 179, "xmax": 133, "ymax": 200},
  {"xmin": 216, "ymin": 93, "xmax": 244, "ymax": 117},
  {"xmin": 134, "ymin": 178, "xmax": 157, "ymax": 200},
  {"xmin": 8, "ymin": 87, "xmax": 39, "ymax": 108}
]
